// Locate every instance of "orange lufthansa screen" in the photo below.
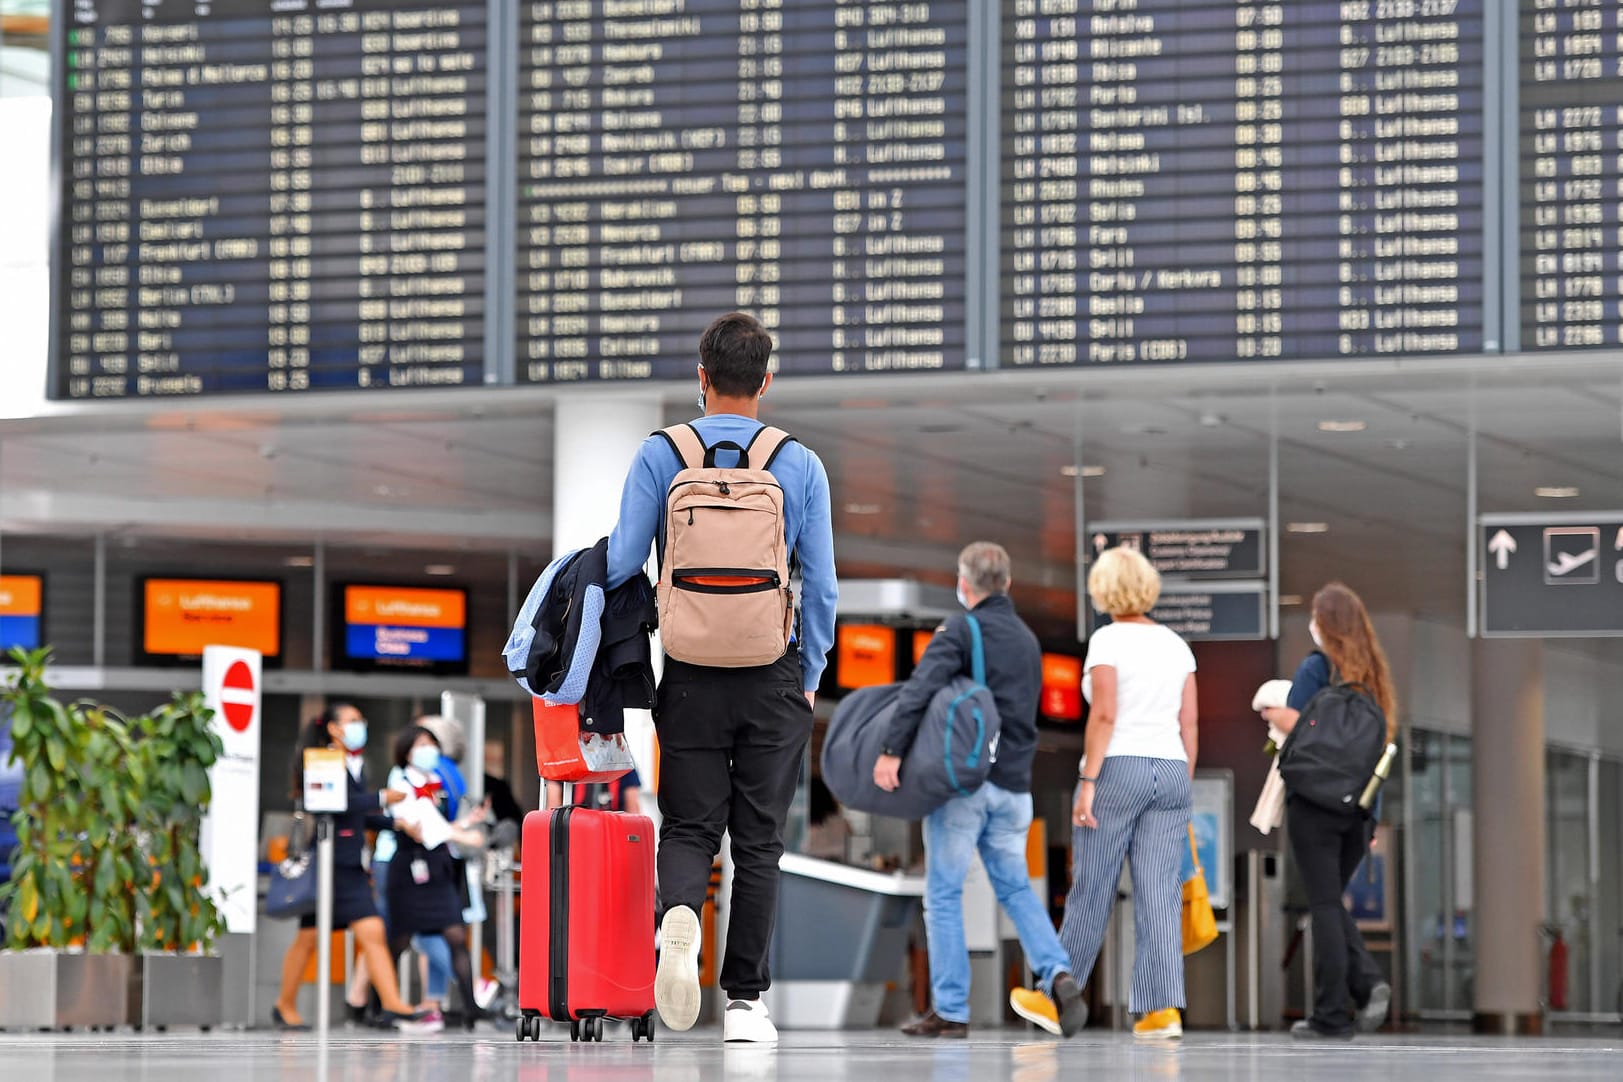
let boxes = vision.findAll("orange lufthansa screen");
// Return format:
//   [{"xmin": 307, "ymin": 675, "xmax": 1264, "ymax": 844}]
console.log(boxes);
[
  {"xmin": 344, "ymin": 585, "xmax": 466, "ymax": 629},
  {"xmin": 1040, "ymin": 653, "xmax": 1084, "ymax": 722},
  {"xmin": 144, "ymin": 579, "xmax": 281, "ymax": 658},
  {"xmin": 913, "ymin": 629, "xmax": 935, "ymax": 664},
  {"xmin": 837, "ymin": 624, "xmax": 895, "ymax": 689},
  {"xmin": 0, "ymin": 575, "xmax": 42, "ymax": 617}
]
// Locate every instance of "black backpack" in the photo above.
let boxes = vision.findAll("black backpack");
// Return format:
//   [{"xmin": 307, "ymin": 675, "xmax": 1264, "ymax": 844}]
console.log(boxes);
[{"xmin": 1277, "ymin": 681, "xmax": 1387, "ymax": 816}]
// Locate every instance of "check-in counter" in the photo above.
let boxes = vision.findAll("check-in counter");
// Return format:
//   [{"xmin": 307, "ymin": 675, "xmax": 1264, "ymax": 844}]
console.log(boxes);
[{"xmin": 763, "ymin": 853, "xmax": 925, "ymax": 1029}]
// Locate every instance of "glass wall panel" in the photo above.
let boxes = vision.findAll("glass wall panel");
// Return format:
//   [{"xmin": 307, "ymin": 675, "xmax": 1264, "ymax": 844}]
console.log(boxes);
[{"xmin": 1546, "ymin": 749, "xmax": 1594, "ymax": 1013}]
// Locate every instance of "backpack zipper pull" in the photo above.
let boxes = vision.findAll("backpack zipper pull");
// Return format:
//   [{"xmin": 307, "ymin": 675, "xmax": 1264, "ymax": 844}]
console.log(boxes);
[
  {"xmin": 687, "ymin": 508, "xmax": 694, "ymax": 526},
  {"xmin": 718, "ymin": 482, "xmax": 731, "ymax": 495}
]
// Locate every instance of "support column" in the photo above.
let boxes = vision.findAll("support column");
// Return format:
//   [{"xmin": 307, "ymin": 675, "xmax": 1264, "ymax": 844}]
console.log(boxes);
[
  {"xmin": 552, "ymin": 394, "xmax": 664, "ymax": 554},
  {"xmin": 1471, "ymin": 637, "xmax": 1546, "ymax": 1034},
  {"xmin": 550, "ymin": 391, "xmax": 666, "ymax": 794}
]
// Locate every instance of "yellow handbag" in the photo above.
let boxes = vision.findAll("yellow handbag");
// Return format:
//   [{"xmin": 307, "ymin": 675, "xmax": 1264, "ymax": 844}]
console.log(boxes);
[{"xmin": 1181, "ymin": 825, "xmax": 1219, "ymax": 956}]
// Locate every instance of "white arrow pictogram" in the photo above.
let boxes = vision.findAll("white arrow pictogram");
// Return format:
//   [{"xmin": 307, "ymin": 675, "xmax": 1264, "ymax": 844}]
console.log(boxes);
[{"xmin": 1488, "ymin": 529, "xmax": 1517, "ymax": 571}]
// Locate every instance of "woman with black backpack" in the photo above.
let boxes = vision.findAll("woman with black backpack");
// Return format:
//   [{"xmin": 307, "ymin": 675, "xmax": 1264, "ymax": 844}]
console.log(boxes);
[{"xmin": 1262, "ymin": 582, "xmax": 1396, "ymax": 1040}]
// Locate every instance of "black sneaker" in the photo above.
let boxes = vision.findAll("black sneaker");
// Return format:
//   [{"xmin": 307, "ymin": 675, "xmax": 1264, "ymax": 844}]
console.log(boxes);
[
  {"xmin": 1291, "ymin": 1019, "xmax": 1355, "ymax": 1040},
  {"xmin": 1051, "ymin": 972, "xmax": 1088, "ymax": 1037}
]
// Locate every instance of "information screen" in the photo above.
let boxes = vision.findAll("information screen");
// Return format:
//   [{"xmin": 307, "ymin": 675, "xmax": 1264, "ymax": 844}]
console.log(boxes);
[
  {"xmin": 338, "ymin": 584, "xmax": 467, "ymax": 671},
  {"xmin": 54, "ymin": 0, "xmax": 487, "ymax": 398},
  {"xmin": 140, "ymin": 577, "xmax": 282, "ymax": 662},
  {"xmin": 516, "ymin": 0, "xmax": 973, "ymax": 382},
  {"xmin": 1518, "ymin": 0, "xmax": 1623, "ymax": 350},
  {"xmin": 1000, "ymin": 0, "xmax": 1486, "ymax": 367},
  {"xmin": 0, "ymin": 576, "xmax": 45, "ymax": 654}
]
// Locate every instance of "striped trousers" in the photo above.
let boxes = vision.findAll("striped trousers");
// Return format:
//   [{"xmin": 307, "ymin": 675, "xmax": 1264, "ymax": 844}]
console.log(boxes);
[{"xmin": 1058, "ymin": 755, "xmax": 1192, "ymax": 1014}]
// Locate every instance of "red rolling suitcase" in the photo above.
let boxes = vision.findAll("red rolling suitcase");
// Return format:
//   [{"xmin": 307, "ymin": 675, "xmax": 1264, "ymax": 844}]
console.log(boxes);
[{"xmin": 515, "ymin": 805, "xmax": 657, "ymax": 1043}]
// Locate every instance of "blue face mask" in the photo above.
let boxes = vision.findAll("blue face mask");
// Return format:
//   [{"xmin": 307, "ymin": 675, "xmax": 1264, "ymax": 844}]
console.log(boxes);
[
  {"xmin": 410, "ymin": 745, "xmax": 441, "ymax": 775},
  {"xmin": 341, "ymin": 721, "xmax": 367, "ymax": 752}
]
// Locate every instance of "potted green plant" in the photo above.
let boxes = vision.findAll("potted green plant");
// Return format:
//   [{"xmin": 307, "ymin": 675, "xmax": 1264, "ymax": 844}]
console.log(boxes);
[
  {"xmin": 0, "ymin": 650, "xmax": 231, "ymax": 1030},
  {"xmin": 128, "ymin": 691, "xmax": 228, "ymax": 1029},
  {"xmin": 0, "ymin": 648, "xmax": 138, "ymax": 1029}
]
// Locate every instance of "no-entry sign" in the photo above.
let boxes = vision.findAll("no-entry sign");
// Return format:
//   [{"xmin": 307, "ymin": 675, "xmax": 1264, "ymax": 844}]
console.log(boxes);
[
  {"xmin": 219, "ymin": 659, "xmax": 256, "ymax": 733},
  {"xmin": 201, "ymin": 646, "xmax": 262, "ymax": 935}
]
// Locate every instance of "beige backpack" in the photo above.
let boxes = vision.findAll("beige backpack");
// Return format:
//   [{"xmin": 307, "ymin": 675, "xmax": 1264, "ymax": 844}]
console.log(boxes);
[{"xmin": 655, "ymin": 424, "xmax": 796, "ymax": 668}]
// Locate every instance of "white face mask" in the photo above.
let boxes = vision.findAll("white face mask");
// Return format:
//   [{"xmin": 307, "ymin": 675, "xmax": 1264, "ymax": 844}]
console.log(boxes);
[
  {"xmin": 956, "ymin": 580, "xmax": 971, "ymax": 610},
  {"xmin": 410, "ymin": 745, "xmax": 441, "ymax": 775},
  {"xmin": 1309, "ymin": 620, "xmax": 1323, "ymax": 649}
]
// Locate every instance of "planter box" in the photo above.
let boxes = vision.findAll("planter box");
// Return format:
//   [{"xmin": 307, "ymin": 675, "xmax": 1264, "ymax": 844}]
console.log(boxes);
[
  {"xmin": 0, "ymin": 949, "xmax": 132, "ymax": 1030},
  {"xmin": 129, "ymin": 953, "xmax": 224, "ymax": 1029}
]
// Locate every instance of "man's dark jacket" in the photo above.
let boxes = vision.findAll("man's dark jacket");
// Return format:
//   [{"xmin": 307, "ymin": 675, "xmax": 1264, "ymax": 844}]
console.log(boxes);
[
  {"xmin": 513, "ymin": 538, "xmax": 656, "ymax": 734},
  {"xmin": 882, "ymin": 593, "xmax": 1042, "ymax": 793}
]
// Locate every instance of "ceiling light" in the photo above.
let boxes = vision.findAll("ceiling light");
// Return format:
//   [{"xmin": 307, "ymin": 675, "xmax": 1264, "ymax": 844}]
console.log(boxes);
[
  {"xmin": 424, "ymin": 564, "xmax": 456, "ymax": 576},
  {"xmin": 1287, "ymin": 522, "xmax": 1330, "ymax": 534},
  {"xmin": 1317, "ymin": 420, "xmax": 1367, "ymax": 433},
  {"xmin": 1278, "ymin": 595, "xmax": 1304, "ymax": 606},
  {"xmin": 843, "ymin": 502, "xmax": 882, "ymax": 515},
  {"xmin": 1535, "ymin": 486, "xmax": 1580, "ymax": 499},
  {"xmin": 283, "ymin": 555, "xmax": 314, "ymax": 568},
  {"xmin": 1060, "ymin": 465, "xmax": 1106, "ymax": 478}
]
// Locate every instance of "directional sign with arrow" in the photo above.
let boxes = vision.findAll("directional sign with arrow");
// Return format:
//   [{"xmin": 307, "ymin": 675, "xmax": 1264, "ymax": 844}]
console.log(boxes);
[
  {"xmin": 1488, "ymin": 529, "xmax": 1516, "ymax": 571},
  {"xmin": 1482, "ymin": 517, "xmax": 1623, "ymax": 636}
]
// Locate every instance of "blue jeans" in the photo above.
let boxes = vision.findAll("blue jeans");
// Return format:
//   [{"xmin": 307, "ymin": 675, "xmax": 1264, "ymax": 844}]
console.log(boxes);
[
  {"xmin": 414, "ymin": 933, "xmax": 452, "ymax": 1002},
  {"xmin": 923, "ymin": 783, "xmax": 1072, "ymax": 1024}
]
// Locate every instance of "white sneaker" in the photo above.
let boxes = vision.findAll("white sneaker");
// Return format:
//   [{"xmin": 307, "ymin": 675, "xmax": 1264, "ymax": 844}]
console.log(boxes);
[
  {"xmin": 655, "ymin": 905, "xmax": 703, "ymax": 1032},
  {"xmin": 723, "ymin": 998, "xmax": 778, "ymax": 1043}
]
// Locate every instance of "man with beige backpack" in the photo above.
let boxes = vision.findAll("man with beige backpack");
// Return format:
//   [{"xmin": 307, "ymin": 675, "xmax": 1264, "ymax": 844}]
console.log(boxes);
[{"xmin": 604, "ymin": 311, "xmax": 838, "ymax": 1043}]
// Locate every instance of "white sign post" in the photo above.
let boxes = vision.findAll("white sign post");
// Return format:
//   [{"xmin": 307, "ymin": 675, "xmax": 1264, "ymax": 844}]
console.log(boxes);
[
  {"xmin": 200, "ymin": 646, "xmax": 263, "ymax": 934},
  {"xmin": 199, "ymin": 645, "xmax": 263, "ymax": 1029}
]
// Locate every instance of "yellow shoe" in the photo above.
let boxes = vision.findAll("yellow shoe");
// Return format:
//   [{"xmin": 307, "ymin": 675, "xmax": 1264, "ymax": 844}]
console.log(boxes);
[
  {"xmin": 1009, "ymin": 987, "xmax": 1062, "ymax": 1036},
  {"xmin": 1133, "ymin": 1008, "xmax": 1183, "ymax": 1039}
]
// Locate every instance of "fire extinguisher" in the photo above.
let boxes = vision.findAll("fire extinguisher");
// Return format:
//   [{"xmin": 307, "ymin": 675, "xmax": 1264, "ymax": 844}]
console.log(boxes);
[{"xmin": 1547, "ymin": 926, "xmax": 1569, "ymax": 1012}]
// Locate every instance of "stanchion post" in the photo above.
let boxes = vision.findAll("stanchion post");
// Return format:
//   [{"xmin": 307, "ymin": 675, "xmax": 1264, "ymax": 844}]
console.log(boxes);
[{"xmin": 315, "ymin": 813, "xmax": 335, "ymax": 1036}]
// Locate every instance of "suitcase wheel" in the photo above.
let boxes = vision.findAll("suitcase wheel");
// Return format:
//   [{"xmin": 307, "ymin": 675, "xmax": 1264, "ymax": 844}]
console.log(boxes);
[
  {"xmin": 631, "ymin": 1012, "xmax": 656, "ymax": 1042},
  {"xmin": 516, "ymin": 1014, "xmax": 540, "ymax": 1043},
  {"xmin": 568, "ymin": 1019, "xmax": 581, "ymax": 1043}
]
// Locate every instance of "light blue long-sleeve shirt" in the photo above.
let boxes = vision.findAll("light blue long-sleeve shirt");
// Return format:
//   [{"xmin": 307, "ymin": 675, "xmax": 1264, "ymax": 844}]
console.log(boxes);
[{"xmin": 606, "ymin": 413, "xmax": 838, "ymax": 692}]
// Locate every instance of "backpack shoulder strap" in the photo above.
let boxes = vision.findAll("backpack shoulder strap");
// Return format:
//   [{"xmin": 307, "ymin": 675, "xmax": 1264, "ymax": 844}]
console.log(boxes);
[
  {"xmin": 744, "ymin": 426, "xmax": 797, "ymax": 471},
  {"xmin": 657, "ymin": 424, "xmax": 707, "ymax": 471},
  {"xmin": 964, "ymin": 613, "xmax": 986, "ymax": 687}
]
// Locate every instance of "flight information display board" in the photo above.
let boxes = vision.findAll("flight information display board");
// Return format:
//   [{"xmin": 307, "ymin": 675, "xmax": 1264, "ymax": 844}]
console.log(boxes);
[
  {"xmin": 1000, "ymin": 0, "xmax": 1487, "ymax": 367},
  {"xmin": 516, "ymin": 0, "xmax": 972, "ymax": 382},
  {"xmin": 54, "ymin": 0, "xmax": 487, "ymax": 397},
  {"xmin": 1519, "ymin": 0, "xmax": 1623, "ymax": 351}
]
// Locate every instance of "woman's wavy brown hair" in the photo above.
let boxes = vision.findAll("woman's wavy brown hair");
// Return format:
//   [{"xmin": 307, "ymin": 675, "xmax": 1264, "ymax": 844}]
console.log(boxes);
[{"xmin": 1311, "ymin": 582, "xmax": 1398, "ymax": 743}]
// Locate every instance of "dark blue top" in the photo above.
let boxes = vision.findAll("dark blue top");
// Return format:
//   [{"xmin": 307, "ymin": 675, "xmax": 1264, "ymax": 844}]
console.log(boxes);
[
  {"xmin": 1286, "ymin": 651, "xmax": 1332, "ymax": 712},
  {"xmin": 1286, "ymin": 650, "xmax": 1383, "ymax": 819},
  {"xmin": 883, "ymin": 594, "xmax": 1043, "ymax": 794},
  {"xmin": 605, "ymin": 413, "xmax": 838, "ymax": 692}
]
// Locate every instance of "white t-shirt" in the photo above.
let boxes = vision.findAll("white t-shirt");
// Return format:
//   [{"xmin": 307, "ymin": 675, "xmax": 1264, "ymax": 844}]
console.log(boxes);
[{"xmin": 1082, "ymin": 621, "xmax": 1196, "ymax": 762}]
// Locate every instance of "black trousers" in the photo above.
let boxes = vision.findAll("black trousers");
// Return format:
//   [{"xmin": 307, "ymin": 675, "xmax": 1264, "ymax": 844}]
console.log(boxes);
[
  {"xmin": 1287, "ymin": 796, "xmax": 1383, "ymax": 1033},
  {"xmin": 654, "ymin": 652, "xmax": 812, "ymax": 999}
]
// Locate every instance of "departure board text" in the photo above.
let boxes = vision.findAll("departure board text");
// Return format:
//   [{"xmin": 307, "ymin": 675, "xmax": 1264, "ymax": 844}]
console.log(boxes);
[
  {"xmin": 1000, "ymin": 0, "xmax": 1486, "ymax": 367},
  {"xmin": 55, "ymin": 0, "xmax": 487, "ymax": 397}
]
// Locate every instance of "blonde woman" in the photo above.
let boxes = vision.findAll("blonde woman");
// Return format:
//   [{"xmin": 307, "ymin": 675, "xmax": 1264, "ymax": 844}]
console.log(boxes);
[{"xmin": 1058, "ymin": 547, "xmax": 1197, "ymax": 1039}]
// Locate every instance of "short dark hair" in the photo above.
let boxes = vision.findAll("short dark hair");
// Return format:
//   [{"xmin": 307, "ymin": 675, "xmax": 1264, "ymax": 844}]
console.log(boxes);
[
  {"xmin": 393, "ymin": 725, "xmax": 439, "ymax": 770},
  {"xmin": 699, "ymin": 311, "xmax": 773, "ymax": 396}
]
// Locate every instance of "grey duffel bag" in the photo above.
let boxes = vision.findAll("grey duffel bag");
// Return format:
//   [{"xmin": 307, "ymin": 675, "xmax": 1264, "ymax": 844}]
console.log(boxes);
[{"xmin": 819, "ymin": 615, "xmax": 1000, "ymax": 821}]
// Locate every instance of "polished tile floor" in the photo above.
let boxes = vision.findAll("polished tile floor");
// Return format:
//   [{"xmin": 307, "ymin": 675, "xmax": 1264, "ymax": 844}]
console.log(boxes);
[{"xmin": 0, "ymin": 1028, "xmax": 1619, "ymax": 1081}]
